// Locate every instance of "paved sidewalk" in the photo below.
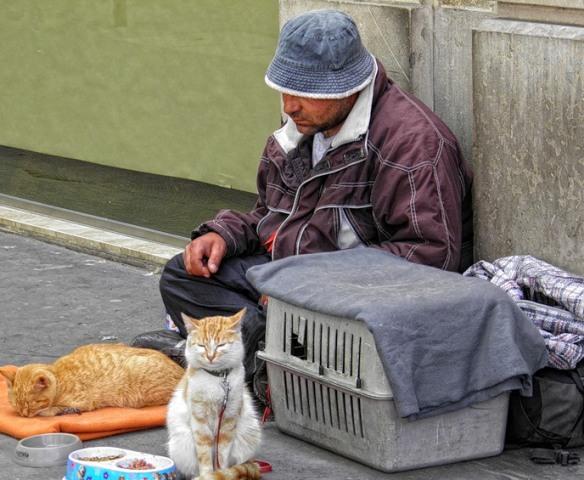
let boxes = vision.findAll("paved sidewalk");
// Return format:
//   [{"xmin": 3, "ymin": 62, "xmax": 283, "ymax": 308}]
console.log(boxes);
[{"xmin": 1, "ymin": 230, "xmax": 583, "ymax": 480}]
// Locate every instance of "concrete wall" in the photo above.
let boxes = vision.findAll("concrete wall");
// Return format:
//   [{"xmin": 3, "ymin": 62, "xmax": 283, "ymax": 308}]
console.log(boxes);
[
  {"xmin": 472, "ymin": 16, "xmax": 584, "ymax": 272},
  {"xmin": 498, "ymin": 0, "xmax": 584, "ymax": 25},
  {"xmin": 433, "ymin": 4, "xmax": 494, "ymax": 164}
]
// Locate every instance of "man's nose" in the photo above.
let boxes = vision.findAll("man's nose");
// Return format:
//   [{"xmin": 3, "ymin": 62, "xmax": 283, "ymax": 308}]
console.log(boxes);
[{"xmin": 282, "ymin": 94, "xmax": 300, "ymax": 116}]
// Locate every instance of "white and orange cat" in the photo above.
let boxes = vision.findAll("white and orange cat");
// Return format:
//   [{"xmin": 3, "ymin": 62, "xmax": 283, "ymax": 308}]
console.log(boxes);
[
  {"xmin": 0, "ymin": 343, "xmax": 184, "ymax": 417},
  {"xmin": 167, "ymin": 309, "xmax": 262, "ymax": 480}
]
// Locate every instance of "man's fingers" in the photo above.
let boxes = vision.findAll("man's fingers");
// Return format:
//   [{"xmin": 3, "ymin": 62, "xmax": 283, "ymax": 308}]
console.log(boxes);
[
  {"xmin": 184, "ymin": 241, "xmax": 209, "ymax": 277},
  {"xmin": 207, "ymin": 242, "xmax": 225, "ymax": 274},
  {"xmin": 183, "ymin": 233, "xmax": 225, "ymax": 277}
]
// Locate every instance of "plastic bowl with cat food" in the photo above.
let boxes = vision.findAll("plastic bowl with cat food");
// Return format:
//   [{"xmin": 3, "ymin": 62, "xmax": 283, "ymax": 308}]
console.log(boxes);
[
  {"xmin": 14, "ymin": 433, "xmax": 82, "ymax": 467},
  {"xmin": 65, "ymin": 447, "xmax": 177, "ymax": 480}
]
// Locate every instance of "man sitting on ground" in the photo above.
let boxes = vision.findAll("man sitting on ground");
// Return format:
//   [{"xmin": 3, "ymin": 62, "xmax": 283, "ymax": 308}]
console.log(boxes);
[{"xmin": 132, "ymin": 10, "xmax": 473, "ymax": 387}]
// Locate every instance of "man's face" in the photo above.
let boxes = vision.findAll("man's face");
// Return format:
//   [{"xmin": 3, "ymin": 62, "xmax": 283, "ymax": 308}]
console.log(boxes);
[{"xmin": 282, "ymin": 93, "xmax": 358, "ymax": 138}]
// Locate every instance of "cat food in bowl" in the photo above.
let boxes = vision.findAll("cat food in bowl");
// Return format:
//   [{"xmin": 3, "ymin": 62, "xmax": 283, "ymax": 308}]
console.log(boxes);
[
  {"xmin": 71, "ymin": 447, "xmax": 126, "ymax": 463},
  {"xmin": 117, "ymin": 458, "xmax": 157, "ymax": 470},
  {"xmin": 14, "ymin": 433, "xmax": 82, "ymax": 467},
  {"xmin": 66, "ymin": 447, "xmax": 176, "ymax": 480}
]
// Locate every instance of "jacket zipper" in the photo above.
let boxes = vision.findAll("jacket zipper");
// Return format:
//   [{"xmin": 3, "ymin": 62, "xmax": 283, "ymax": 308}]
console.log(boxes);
[
  {"xmin": 272, "ymin": 155, "xmax": 367, "ymax": 260},
  {"xmin": 294, "ymin": 182, "xmax": 326, "ymax": 255}
]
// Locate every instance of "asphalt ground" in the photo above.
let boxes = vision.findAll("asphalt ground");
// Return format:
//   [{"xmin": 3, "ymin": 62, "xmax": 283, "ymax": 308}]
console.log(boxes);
[{"xmin": 1, "ymin": 230, "xmax": 583, "ymax": 480}]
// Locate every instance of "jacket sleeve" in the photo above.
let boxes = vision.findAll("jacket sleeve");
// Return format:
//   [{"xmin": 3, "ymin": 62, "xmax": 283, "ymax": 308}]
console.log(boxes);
[
  {"xmin": 370, "ymin": 138, "xmax": 469, "ymax": 271},
  {"xmin": 191, "ymin": 152, "xmax": 270, "ymax": 258}
]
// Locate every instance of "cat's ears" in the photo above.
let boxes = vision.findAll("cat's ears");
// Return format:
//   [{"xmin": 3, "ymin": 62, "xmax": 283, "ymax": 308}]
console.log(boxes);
[
  {"xmin": 181, "ymin": 312, "xmax": 200, "ymax": 333},
  {"xmin": 0, "ymin": 367, "xmax": 51, "ymax": 391},
  {"xmin": 0, "ymin": 366, "xmax": 16, "ymax": 386},
  {"xmin": 226, "ymin": 308, "xmax": 246, "ymax": 330},
  {"xmin": 32, "ymin": 375, "xmax": 50, "ymax": 391},
  {"xmin": 180, "ymin": 308, "xmax": 247, "ymax": 333}
]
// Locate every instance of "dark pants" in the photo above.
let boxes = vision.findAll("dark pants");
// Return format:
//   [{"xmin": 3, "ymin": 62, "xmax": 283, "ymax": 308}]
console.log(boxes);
[{"xmin": 159, "ymin": 253, "xmax": 271, "ymax": 382}]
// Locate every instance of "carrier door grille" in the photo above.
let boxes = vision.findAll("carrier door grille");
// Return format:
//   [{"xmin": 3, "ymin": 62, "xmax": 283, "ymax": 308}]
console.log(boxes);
[{"xmin": 286, "ymin": 313, "xmax": 363, "ymax": 382}]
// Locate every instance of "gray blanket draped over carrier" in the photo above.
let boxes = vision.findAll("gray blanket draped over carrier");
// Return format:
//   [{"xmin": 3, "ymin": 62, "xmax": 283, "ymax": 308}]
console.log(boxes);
[{"xmin": 247, "ymin": 249, "xmax": 548, "ymax": 419}]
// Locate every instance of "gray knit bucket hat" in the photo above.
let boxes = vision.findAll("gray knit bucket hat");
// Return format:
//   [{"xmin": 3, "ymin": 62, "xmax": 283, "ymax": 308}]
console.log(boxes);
[{"xmin": 265, "ymin": 10, "xmax": 375, "ymax": 99}]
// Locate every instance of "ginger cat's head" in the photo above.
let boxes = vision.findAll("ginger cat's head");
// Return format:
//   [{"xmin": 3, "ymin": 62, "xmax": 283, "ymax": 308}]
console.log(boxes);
[
  {"xmin": 181, "ymin": 309, "xmax": 246, "ymax": 371},
  {"xmin": 0, "ymin": 365, "xmax": 58, "ymax": 417}
]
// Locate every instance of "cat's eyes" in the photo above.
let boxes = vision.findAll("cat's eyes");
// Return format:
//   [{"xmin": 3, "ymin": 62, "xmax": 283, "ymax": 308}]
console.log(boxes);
[{"xmin": 192, "ymin": 342, "xmax": 228, "ymax": 348}]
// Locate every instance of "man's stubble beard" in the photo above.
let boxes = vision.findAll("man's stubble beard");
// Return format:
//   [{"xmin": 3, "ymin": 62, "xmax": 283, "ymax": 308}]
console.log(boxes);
[
  {"xmin": 294, "ymin": 95, "xmax": 357, "ymax": 138},
  {"xmin": 316, "ymin": 98, "xmax": 356, "ymax": 137}
]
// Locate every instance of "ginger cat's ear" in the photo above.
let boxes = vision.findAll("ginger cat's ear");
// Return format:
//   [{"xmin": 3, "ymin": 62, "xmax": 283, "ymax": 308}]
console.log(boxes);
[
  {"xmin": 227, "ymin": 308, "xmax": 246, "ymax": 330},
  {"xmin": 181, "ymin": 312, "xmax": 201, "ymax": 333},
  {"xmin": 0, "ymin": 367, "xmax": 16, "ymax": 386},
  {"xmin": 33, "ymin": 374, "xmax": 50, "ymax": 392}
]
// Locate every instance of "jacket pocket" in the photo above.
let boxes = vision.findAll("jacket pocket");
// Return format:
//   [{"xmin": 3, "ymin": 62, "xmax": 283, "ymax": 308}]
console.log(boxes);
[{"xmin": 324, "ymin": 180, "xmax": 374, "ymax": 207}]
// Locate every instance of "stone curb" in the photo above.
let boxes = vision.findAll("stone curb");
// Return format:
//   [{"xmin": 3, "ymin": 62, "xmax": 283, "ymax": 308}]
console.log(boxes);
[{"xmin": 0, "ymin": 205, "xmax": 183, "ymax": 269}]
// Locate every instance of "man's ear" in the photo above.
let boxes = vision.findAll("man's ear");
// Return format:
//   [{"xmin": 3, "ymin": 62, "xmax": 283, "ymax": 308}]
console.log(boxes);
[
  {"xmin": 0, "ymin": 367, "xmax": 16, "ymax": 387},
  {"xmin": 181, "ymin": 312, "xmax": 201, "ymax": 333}
]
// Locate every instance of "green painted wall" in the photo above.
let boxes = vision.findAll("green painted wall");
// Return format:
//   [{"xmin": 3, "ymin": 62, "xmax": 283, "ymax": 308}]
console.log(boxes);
[{"xmin": 0, "ymin": 1, "xmax": 280, "ymax": 192}]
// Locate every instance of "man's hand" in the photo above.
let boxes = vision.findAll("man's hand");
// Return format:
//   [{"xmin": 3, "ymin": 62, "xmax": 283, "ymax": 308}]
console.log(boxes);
[{"xmin": 183, "ymin": 232, "xmax": 227, "ymax": 278}]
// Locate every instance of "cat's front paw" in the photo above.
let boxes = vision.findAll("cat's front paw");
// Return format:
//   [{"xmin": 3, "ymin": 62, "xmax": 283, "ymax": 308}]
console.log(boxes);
[
  {"xmin": 193, "ymin": 471, "xmax": 214, "ymax": 480},
  {"xmin": 193, "ymin": 471, "xmax": 218, "ymax": 480}
]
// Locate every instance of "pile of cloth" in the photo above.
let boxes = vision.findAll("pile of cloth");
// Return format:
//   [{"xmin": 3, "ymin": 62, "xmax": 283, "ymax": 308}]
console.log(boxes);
[
  {"xmin": 247, "ymin": 249, "xmax": 548, "ymax": 420},
  {"xmin": 464, "ymin": 255, "xmax": 584, "ymax": 370}
]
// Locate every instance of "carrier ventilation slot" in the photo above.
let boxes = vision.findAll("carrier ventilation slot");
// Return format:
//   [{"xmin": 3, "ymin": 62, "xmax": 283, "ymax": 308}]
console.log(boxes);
[
  {"xmin": 282, "ymin": 311, "xmax": 365, "ymax": 384},
  {"xmin": 282, "ymin": 311, "xmax": 288, "ymax": 353},
  {"xmin": 282, "ymin": 371, "xmax": 365, "ymax": 438},
  {"xmin": 290, "ymin": 314, "xmax": 307, "ymax": 360},
  {"xmin": 311, "ymin": 320, "xmax": 365, "ymax": 380}
]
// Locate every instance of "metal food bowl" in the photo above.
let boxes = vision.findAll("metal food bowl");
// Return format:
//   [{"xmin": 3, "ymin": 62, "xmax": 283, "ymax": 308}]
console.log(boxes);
[{"xmin": 14, "ymin": 433, "xmax": 82, "ymax": 467}]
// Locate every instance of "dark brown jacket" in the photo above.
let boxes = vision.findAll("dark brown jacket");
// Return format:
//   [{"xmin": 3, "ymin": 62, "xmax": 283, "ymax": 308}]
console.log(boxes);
[{"xmin": 194, "ymin": 62, "xmax": 473, "ymax": 271}]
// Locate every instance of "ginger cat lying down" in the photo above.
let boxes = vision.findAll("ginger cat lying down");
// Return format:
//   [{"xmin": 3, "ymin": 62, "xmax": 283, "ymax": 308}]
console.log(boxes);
[{"xmin": 0, "ymin": 343, "xmax": 184, "ymax": 417}]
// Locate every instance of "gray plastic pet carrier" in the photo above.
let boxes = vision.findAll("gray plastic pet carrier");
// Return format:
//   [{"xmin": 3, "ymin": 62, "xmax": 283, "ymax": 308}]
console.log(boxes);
[{"xmin": 257, "ymin": 298, "xmax": 509, "ymax": 472}]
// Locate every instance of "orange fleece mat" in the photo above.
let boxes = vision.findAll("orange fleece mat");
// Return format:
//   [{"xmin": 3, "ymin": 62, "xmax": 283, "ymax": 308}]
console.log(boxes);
[{"xmin": 0, "ymin": 365, "xmax": 168, "ymax": 440}]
